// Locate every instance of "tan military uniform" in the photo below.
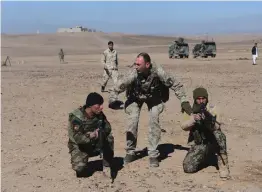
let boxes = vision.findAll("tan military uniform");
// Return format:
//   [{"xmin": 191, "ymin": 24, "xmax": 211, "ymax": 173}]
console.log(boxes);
[
  {"xmin": 109, "ymin": 62, "xmax": 189, "ymax": 158},
  {"xmin": 59, "ymin": 49, "xmax": 64, "ymax": 63},
  {"xmin": 101, "ymin": 48, "xmax": 119, "ymax": 87}
]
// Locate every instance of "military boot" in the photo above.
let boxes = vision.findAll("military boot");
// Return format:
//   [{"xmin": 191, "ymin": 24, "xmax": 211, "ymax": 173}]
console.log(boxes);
[
  {"xmin": 124, "ymin": 154, "xmax": 137, "ymax": 165},
  {"xmin": 101, "ymin": 86, "xmax": 105, "ymax": 92},
  {"xmin": 103, "ymin": 159, "xmax": 110, "ymax": 167},
  {"xmin": 76, "ymin": 167, "xmax": 90, "ymax": 178},
  {"xmin": 149, "ymin": 157, "xmax": 159, "ymax": 167},
  {"xmin": 217, "ymin": 154, "xmax": 230, "ymax": 179}
]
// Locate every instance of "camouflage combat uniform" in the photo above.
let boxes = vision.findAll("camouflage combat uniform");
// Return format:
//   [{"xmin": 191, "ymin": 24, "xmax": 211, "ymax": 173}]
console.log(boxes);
[
  {"xmin": 67, "ymin": 106, "xmax": 114, "ymax": 173},
  {"xmin": 180, "ymin": 103, "xmax": 230, "ymax": 178},
  {"xmin": 109, "ymin": 62, "xmax": 190, "ymax": 159},
  {"xmin": 59, "ymin": 49, "xmax": 64, "ymax": 63},
  {"xmin": 101, "ymin": 48, "xmax": 119, "ymax": 88}
]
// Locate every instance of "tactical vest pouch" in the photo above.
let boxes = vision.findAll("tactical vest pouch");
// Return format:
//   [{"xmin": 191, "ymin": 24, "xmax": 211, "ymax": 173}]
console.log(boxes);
[
  {"xmin": 126, "ymin": 72, "xmax": 170, "ymax": 103},
  {"xmin": 147, "ymin": 74, "xmax": 170, "ymax": 103}
]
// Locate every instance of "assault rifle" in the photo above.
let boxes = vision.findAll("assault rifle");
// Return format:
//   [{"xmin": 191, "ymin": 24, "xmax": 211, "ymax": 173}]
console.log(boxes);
[
  {"xmin": 192, "ymin": 103, "xmax": 220, "ymax": 145},
  {"xmin": 200, "ymin": 104, "xmax": 221, "ymax": 128},
  {"xmin": 97, "ymin": 119, "xmax": 116, "ymax": 183}
]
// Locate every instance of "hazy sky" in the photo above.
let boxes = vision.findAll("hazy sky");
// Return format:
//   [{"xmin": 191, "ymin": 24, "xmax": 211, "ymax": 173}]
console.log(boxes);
[{"xmin": 2, "ymin": 1, "xmax": 262, "ymax": 35}]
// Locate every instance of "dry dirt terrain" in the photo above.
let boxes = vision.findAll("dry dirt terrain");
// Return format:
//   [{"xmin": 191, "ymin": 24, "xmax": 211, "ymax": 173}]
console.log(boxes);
[{"xmin": 1, "ymin": 32, "xmax": 262, "ymax": 192}]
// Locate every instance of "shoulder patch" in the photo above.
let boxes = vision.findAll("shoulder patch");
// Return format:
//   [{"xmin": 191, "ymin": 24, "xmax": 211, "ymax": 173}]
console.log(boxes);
[
  {"xmin": 71, "ymin": 119, "xmax": 81, "ymax": 131},
  {"xmin": 73, "ymin": 124, "xmax": 80, "ymax": 131}
]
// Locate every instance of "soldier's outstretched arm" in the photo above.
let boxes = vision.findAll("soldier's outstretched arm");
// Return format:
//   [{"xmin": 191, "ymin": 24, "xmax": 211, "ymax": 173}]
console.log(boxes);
[
  {"xmin": 155, "ymin": 64, "xmax": 187, "ymax": 102},
  {"xmin": 109, "ymin": 69, "xmax": 137, "ymax": 101},
  {"xmin": 155, "ymin": 63, "xmax": 192, "ymax": 114},
  {"xmin": 101, "ymin": 51, "xmax": 106, "ymax": 67}
]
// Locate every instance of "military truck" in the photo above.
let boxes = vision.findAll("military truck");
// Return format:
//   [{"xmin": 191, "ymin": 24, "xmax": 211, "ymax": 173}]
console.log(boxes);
[
  {"xmin": 168, "ymin": 37, "xmax": 189, "ymax": 59},
  {"xmin": 192, "ymin": 40, "xmax": 217, "ymax": 58}
]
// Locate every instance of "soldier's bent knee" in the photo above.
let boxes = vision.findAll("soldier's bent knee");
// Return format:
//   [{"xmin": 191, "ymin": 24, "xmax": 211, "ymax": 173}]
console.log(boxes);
[
  {"xmin": 183, "ymin": 156, "xmax": 200, "ymax": 173},
  {"xmin": 183, "ymin": 162, "xmax": 198, "ymax": 173},
  {"xmin": 72, "ymin": 162, "xmax": 86, "ymax": 172}
]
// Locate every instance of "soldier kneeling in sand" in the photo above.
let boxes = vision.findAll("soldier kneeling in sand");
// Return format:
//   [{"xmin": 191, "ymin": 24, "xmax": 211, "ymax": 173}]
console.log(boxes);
[
  {"xmin": 180, "ymin": 87, "xmax": 230, "ymax": 179},
  {"xmin": 67, "ymin": 92, "xmax": 114, "ymax": 177}
]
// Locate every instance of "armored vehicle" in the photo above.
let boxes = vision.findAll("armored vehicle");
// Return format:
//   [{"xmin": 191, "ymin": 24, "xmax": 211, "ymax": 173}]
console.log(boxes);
[
  {"xmin": 168, "ymin": 37, "xmax": 189, "ymax": 59},
  {"xmin": 192, "ymin": 40, "xmax": 217, "ymax": 58}
]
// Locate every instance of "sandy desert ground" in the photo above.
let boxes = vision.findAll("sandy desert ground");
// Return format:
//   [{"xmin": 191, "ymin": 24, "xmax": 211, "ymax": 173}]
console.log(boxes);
[{"xmin": 1, "ymin": 32, "xmax": 262, "ymax": 192}]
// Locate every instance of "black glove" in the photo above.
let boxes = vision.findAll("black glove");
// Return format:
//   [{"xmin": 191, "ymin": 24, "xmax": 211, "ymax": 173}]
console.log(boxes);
[
  {"xmin": 108, "ymin": 100, "xmax": 124, "ymax": 110},
  {"xmin": 181, "ymin": 101, "xmax": 192, "ymax": 115}
]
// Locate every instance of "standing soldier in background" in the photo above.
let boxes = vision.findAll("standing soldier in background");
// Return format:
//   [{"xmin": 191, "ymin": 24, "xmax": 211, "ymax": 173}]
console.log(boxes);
[
  {"xmin": 108, "ymin": 52, "xmax": 192, "ymax": 167},
  {"xmin": 180, "ymin": 87, "xmax": 230, "ymax": 179},
  {"xmin": 59, "ymin": 48, "xmax": 65, "ymax": 63},
  {"xmin": 101, "ymin": 41, "xmax": 119, "ymax": 92},
  {"xmin": 1, "ymin": 56, "xmax": 11, "ymax": 66},
  {"xmin": 251, "ymin": 43, "xmax": 258, "ymax": 65}
]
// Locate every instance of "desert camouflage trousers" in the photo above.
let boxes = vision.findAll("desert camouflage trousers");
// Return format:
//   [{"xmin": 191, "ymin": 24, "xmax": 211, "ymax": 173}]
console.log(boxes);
[
  {"xmin": 124, "ymin": 100, "xmax": 164, "ymax": 158},
  {"xmin": 183, "ymin": 129, "xmax": 227, "ymax": 173},
  {"xmin": 68, "ymin": 133, "xmax": 114, "ymax": 172},
  {"xmin": 102, "ymin": 68, "xmax": 118, "ymax": 87}
]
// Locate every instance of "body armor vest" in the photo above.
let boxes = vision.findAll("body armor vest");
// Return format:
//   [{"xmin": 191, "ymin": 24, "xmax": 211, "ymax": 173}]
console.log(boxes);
[{"xmin": 126, "ymin": 71, "xmax": 169, "ymax": 102}]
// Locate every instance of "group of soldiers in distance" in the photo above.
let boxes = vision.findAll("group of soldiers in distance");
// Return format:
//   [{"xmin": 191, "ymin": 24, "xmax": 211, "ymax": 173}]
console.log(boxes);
[{"xmin": 67, "ymin": 40, "xmax": 231, "ymax": 182}]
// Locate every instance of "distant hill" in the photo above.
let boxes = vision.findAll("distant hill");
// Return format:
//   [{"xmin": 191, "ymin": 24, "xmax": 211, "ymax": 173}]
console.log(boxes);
[
  {"xmin": 2, "ymin": 32, "xmax": 262, "ymax": 57},
  {"xmin": 1, "ymin": 32, "xmax": 198, "ymax": 57}
]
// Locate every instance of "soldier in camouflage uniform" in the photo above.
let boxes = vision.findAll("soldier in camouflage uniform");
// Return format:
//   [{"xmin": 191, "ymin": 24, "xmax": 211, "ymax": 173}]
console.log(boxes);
[
  {"xmin": 101, "ymin": 41, "xmax": 119, "ymax": 92},
  {"xmin": 67, "ymin": 92, "xmax": 114, "ymax": 177},
  {"xmin": 108, "ymin": 52, "xmax": 192, "ymax": 167},
  {"xmin": 180, "ymin": 87, "xmax": 230, "ymax": 179},
  {"xmin": 59, "ymin": 48, "xmax": 64, "ymax": 63}
]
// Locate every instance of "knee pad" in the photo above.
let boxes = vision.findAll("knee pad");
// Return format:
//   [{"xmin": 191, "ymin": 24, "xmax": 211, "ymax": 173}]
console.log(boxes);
[{"xmin": 183, "ymin": 161, "xmax": 198, "ymax": 173}]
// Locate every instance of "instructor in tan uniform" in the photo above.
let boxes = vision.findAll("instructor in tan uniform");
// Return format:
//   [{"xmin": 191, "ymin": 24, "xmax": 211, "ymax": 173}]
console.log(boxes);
[
  {"xmin": 108, "ymin": 52, "xmax": 192, "ymax": 167},
  {"xmin": 101, "ymin": 41, "xmax": 119, "ymax": 92}
]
